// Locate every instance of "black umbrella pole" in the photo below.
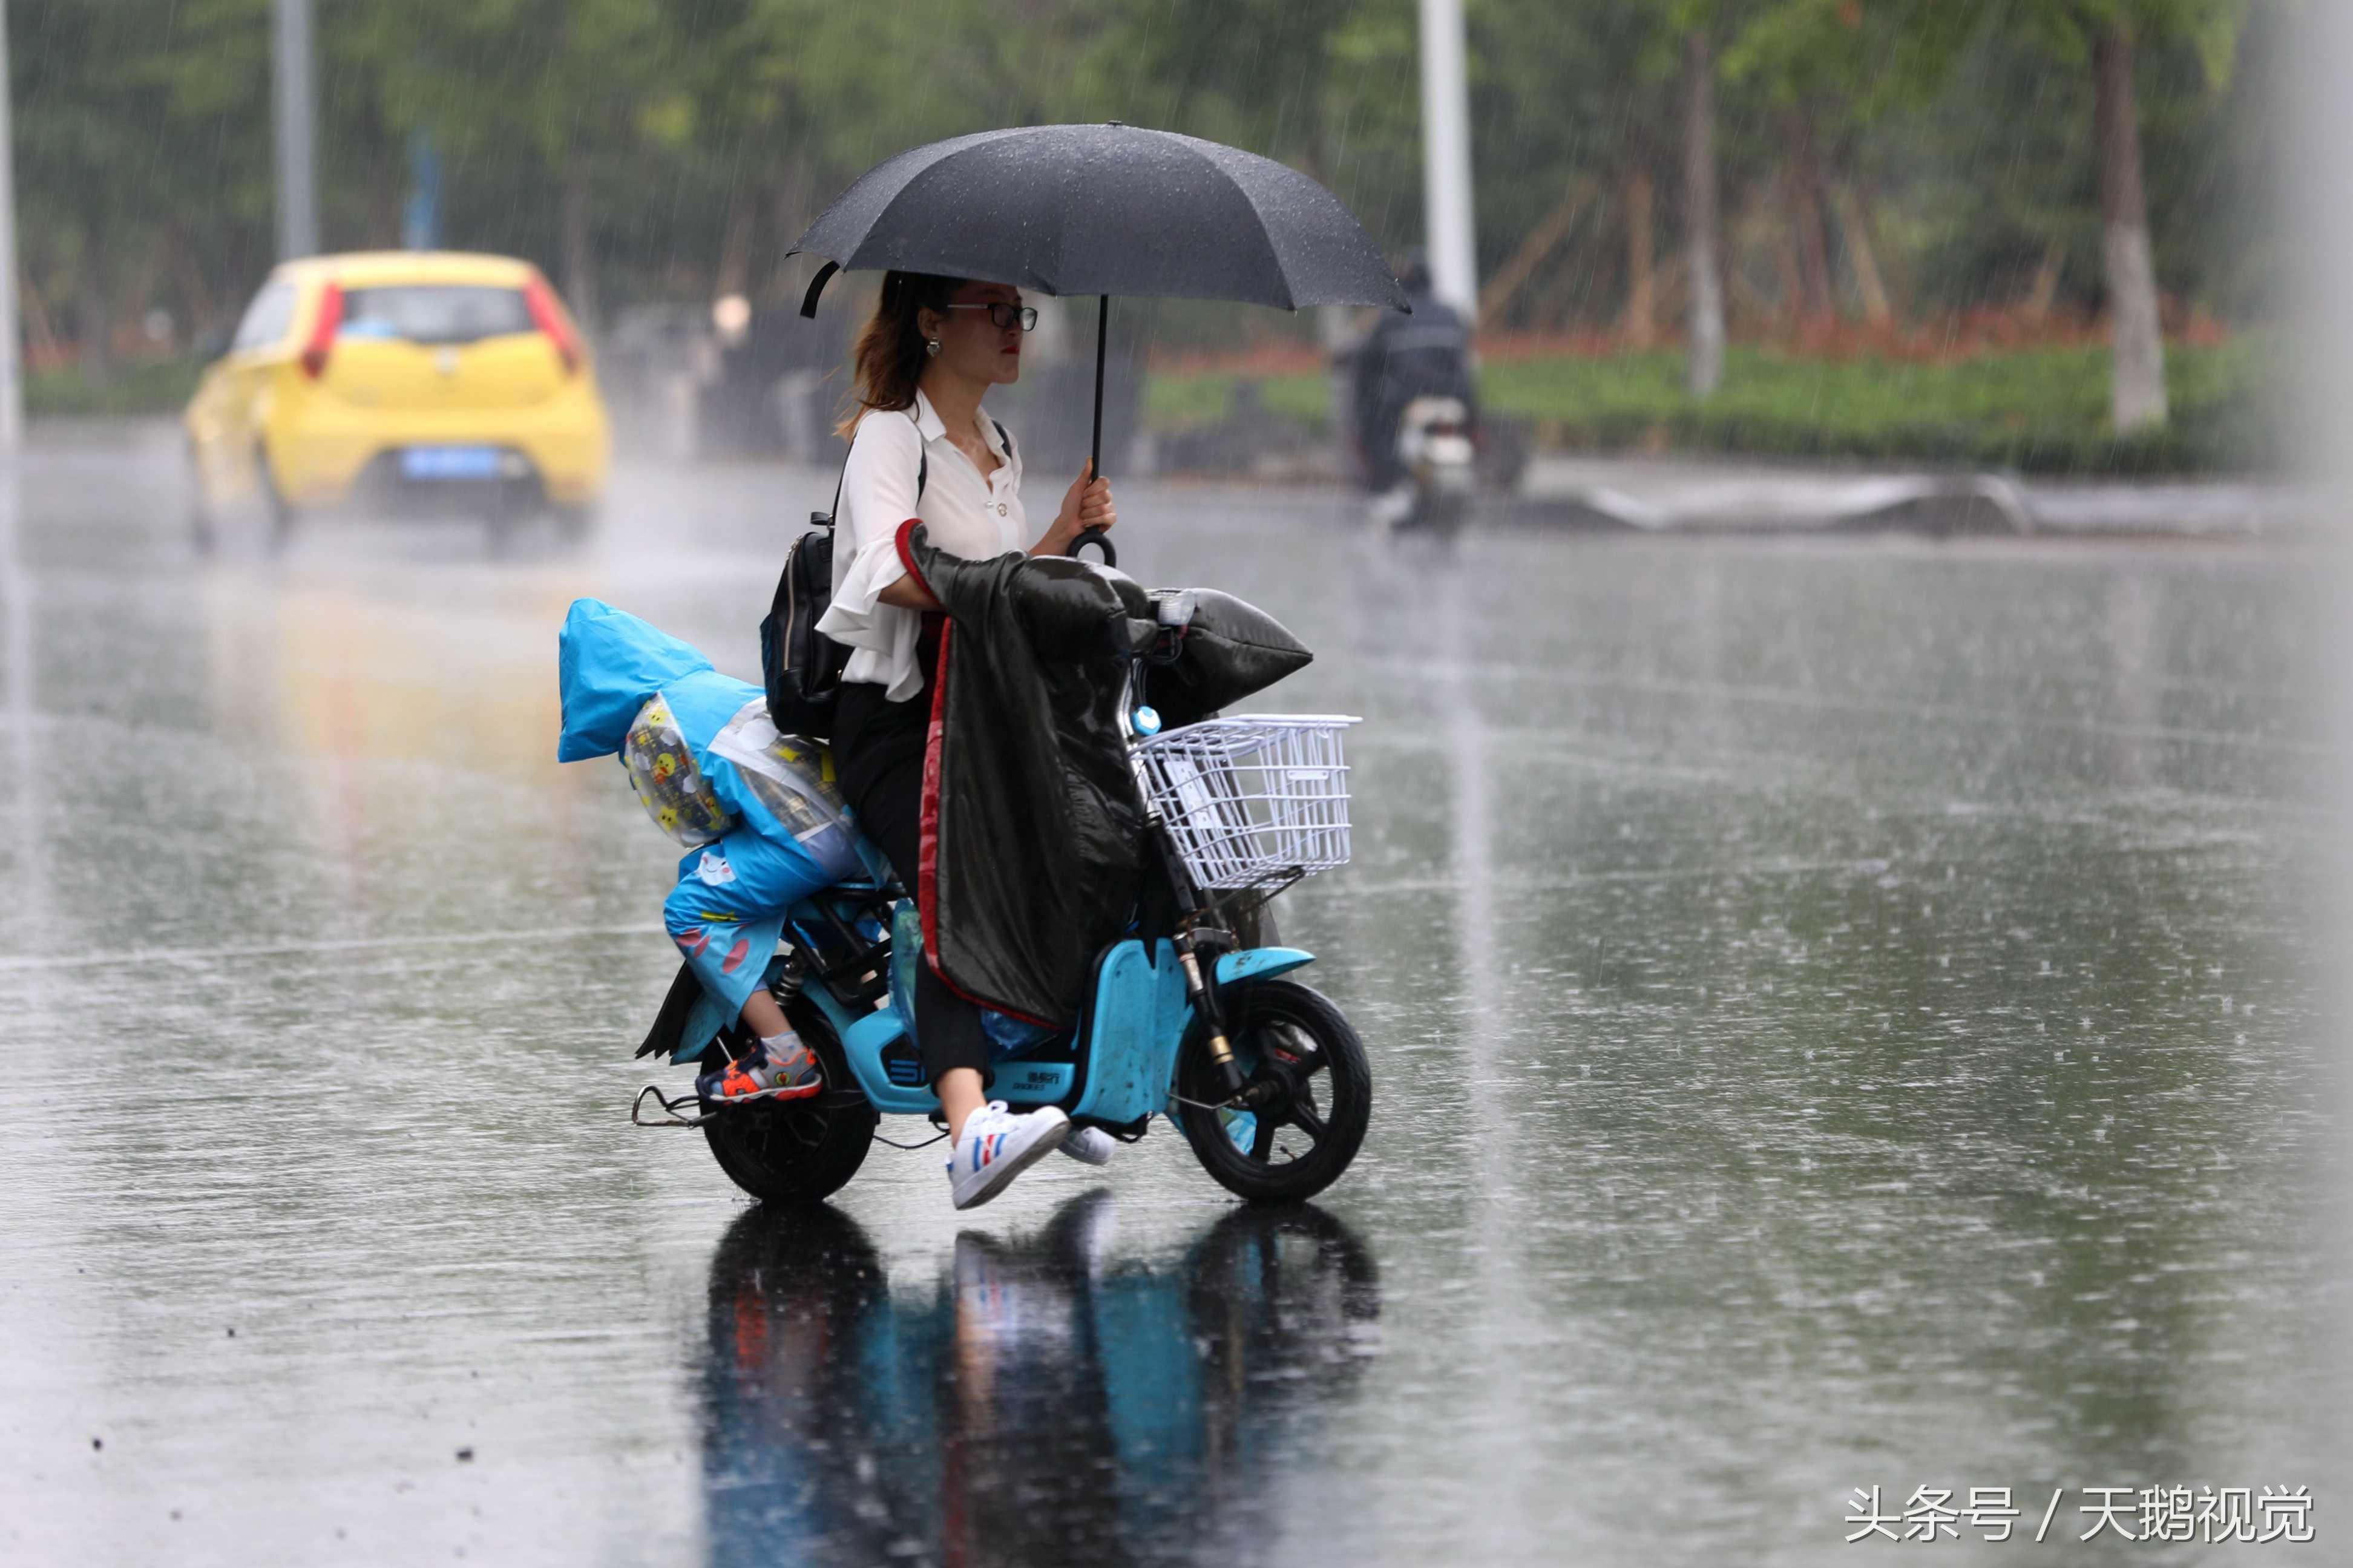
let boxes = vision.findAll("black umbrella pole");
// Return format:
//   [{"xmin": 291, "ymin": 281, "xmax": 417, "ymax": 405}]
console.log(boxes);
[
  {"xmin": 1090, "ymin": 295, "xmax": 1110, "ymax": 482},
  {"xmin": 1070, "ymin": 296, "xmax": 1117, "ymax": 565}
]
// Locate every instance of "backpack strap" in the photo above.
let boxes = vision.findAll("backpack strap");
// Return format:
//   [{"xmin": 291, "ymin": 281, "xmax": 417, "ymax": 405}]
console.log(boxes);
[{"xmin": 818, "ymin": 407, "xmax": 930, "ymax": 531}]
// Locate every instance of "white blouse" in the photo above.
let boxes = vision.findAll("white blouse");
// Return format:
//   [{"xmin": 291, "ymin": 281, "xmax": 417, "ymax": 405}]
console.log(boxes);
[{"xmin": 818, "ymin": 387, "xmax": 1029, "ymax": 702}]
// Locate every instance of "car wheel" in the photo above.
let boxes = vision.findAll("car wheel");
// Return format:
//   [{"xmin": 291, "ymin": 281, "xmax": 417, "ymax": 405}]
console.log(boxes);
[
  {"xmin": 552, "ymin": 500, "xmax": 600, "ymax": 546},
  {"xmin": 257, "ymin": 447, "xmax": 297, "ymax": 554},
  {"xmin": 186, "ymin": 445, "xmax": 217, "ymax": 556}
]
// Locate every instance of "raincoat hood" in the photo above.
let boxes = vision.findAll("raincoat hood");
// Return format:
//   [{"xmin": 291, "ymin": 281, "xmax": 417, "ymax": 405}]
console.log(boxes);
[{"xmin": 556, "ymin": 599, "xmax": 853, "ymax": 862}]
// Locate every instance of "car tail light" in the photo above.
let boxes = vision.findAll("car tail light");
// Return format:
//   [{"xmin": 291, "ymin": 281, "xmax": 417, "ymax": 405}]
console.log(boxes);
[
  {"xmin": 300, "ymin": 281, "xmax": 343, "ymax": 379},
  {"xmin": 525, "ymin": 276, "xmax": 581, "ymax": 376}
]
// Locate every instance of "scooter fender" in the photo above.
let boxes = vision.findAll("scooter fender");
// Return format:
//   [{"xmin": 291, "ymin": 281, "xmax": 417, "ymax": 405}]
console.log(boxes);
[{"xmin": 1213, "ymin": 946, "xmax": 1316, "ymax": 989}]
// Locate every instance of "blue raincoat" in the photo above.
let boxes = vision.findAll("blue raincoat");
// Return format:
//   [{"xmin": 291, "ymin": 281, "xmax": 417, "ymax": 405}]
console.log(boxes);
[{"xmin": 558, "ymin": 599, "xmax": 862, "ymax": 1022}]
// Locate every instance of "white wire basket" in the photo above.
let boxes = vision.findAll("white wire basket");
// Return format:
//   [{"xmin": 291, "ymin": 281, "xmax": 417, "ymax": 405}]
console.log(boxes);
[{"xmin": 1133, "ymin": 715, "xmax": 1362, "ymax": 892}]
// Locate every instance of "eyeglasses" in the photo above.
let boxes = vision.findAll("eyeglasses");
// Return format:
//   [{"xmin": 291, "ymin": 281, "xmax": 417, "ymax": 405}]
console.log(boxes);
[{"xmin": 943, "ymin": 303, "xmax": 1039, "ymax": 332}]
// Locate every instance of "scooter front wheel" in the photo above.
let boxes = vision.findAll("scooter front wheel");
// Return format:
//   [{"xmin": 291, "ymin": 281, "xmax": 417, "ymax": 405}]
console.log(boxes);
[{"xmin": 1175, "ymin": 979, "xmax": 1371, "ymax": 1204}]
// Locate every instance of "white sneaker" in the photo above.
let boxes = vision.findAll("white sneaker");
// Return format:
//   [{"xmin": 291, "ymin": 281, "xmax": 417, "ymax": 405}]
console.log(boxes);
[
  {"xmin": 1058, "ymin": 1126, "xmax": 1117, "ymax": 1166},
  {"xmin": 947, "ymin": 1102, "xmax": 1070, "ymax": 1210},
  {"xmin": 1369, "ymin": 485, "xmax": 1415, "ymax": 531}
]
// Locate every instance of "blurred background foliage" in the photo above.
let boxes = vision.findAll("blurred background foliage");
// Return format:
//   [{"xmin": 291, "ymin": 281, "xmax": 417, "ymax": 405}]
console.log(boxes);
[{"xmin": 10, "ymin": 0, "xmax": 2286, "ymax": 468}]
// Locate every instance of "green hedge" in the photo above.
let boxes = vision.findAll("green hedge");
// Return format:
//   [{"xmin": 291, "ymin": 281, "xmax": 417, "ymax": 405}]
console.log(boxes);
[
  {"xmin": 27, "ymin": 355, "xmax": 207, "ymax": 418},
  {"xmin": 1145, "ymin": 340, "xmax": 2277, "ymax": 476}
]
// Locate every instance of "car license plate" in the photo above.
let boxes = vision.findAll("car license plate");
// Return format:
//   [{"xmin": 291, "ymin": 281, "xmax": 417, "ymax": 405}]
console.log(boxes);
[{"xmin": 401, "ymin": 445, "xmax": 502, "ymax": 480}]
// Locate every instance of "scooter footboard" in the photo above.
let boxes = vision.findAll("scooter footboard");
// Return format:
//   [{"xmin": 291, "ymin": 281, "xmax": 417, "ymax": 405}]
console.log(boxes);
[
  {"xmin": 832, "ymin": 939, "xmax": 1191, "ymax": 1121},
  {"xmin": 829, "ymin": 939, "xmax": 1316, "ymax": 1123}
]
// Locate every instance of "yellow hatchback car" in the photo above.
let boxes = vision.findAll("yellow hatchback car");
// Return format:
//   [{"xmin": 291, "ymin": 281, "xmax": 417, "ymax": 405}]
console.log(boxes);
[{"xmin": 185, "ymin": 251, "xmax": 609, "ymax": 548}]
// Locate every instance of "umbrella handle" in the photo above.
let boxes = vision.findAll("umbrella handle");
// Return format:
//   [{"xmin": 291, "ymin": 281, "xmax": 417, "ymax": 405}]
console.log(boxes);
[
  {"xmin": 1090, "ymin": 296, "xmax": 1109, "ymax": 485},
  {"xmin": 1069, "ymin": 527, "xmax": 1117, "ymax": 568}
]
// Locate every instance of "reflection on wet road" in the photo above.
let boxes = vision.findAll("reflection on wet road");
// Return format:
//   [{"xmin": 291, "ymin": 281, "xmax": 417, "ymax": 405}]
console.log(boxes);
[
  {"xmin": 703, "ymin": 1196, "xmax": 1377, "ymax": 1567},
  {"xmin": 0, "ymin": 425, "xmax": 2337, "ymax": 1564}
]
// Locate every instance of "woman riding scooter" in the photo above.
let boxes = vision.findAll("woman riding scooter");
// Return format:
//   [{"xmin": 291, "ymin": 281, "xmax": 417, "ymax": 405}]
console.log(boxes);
[{"xmin": 818, "ymin": 269, "xmax": 1121, "ymax": 1210}]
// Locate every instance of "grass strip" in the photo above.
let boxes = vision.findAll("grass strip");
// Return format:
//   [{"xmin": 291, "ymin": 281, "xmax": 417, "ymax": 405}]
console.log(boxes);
[{"xmin": 1144, "ymin": 339, "xmax": 2276, "ymax": 476}]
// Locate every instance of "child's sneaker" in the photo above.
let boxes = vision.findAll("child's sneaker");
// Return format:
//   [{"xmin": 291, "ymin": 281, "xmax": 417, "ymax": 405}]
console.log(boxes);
[
  {"xmin": 1058, "ymin": 1126, "xmax": 1117, "ymax": 1166},
  {"xmin": 947, "ymin": 1102, "xmax": 1069, "ymax": 1210},
  {"xmin": 696, "ymin": 1031, "xmax": 822, "ymax": 1107}
]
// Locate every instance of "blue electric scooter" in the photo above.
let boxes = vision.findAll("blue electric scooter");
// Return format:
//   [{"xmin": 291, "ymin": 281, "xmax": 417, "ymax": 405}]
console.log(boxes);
[{"xmin": 634, "ymin": 606, "xmax": 1371, "ymax": 1206}]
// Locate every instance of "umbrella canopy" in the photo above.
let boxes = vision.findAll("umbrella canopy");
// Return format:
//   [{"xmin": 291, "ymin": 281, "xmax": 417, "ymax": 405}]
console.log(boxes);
[
  {"xmin": 789, "ymin": 123, "xmax": 1408, "ymax": 494},
  {"xmin": 790, "ymin": 124, "xmax": 1408, "ymax": 315}
]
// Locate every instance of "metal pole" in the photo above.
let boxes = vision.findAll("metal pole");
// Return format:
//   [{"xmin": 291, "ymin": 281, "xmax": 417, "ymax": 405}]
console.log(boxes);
[
  {"xmin": 272, "ymin": 0, "xmax": 319, "ymax": 260},
  {"xmin": 1417, "ymin": 0, "xmax": 1479, "ymax": 321},
  {"xmin": 0, "ymin": 0, "xmax": 22, "ymax": 450}
]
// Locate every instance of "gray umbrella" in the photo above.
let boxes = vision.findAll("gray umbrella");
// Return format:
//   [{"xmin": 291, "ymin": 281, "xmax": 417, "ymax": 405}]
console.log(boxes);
[{"xmin": 789, "ymin": 123, "xmax": 1408, "ymax": 488}]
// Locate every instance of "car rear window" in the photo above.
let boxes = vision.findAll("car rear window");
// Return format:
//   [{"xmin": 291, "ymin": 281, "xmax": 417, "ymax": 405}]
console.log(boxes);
[{"xmin": 338, "ymin": 286, "xmax": 534, "ymax": 346}]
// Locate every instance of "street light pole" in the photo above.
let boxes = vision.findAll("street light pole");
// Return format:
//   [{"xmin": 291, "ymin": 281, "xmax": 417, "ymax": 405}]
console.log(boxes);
[
  {"xmin": 0, "ymin": 0, "xmax": 23, "ymax": 450},
  {"xmin": 1417, "ymin": 0, "xmax": 1479, "ymax": 321},
  {"xmin": 272, "ymin": 0, "xmax": 319, "ymax": 260}
]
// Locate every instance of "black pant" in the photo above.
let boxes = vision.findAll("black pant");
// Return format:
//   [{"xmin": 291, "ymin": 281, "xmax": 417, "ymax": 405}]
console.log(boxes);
[{"xmin": 833, "ymin": 634, "xmax": 991, "ymax": 1089}]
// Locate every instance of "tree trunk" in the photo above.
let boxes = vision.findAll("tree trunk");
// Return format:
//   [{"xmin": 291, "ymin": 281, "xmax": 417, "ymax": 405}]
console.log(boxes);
[
  {"xmin": 2023, "ymin": 238, "xmax": 2066, "ymax": 323},
  {"xmin": 1478, "ymin": 183, "xmax": 1588, "ymax": 326},
  {"xmin": 1785, "ymin": 110, "xmax": 1835, "ymax": 329},
  {"xmin": 2093, "ymin": 24, "xmax": 2166, "ymax": 430},
  {"xmin": 166, "ymin": 225, "xmax": 217, "ymax": 336},
  {"xmin": 1621, "ymin": 164, "xmax": 1657, "ymax": 349},
  {"xmin": 560, "ymin": 157, "xmax": 599, "ymax": 335},
  {"xmin": 1831, "ymin": 185, "xmax": 1894, "ymax": 326},
  {"xmin": 1684, "ymin": 31, "xmax": 1724, "ymax": 398},
  {"xmin": 76, "ymin": 271, "xmax": 110, "ymax": 384},
  {"xmin": 1779, "ymin": 231, "xmax": 1810, "ymax": 336},
  {"xmin": 20, "ymin": 271, "xmax": 60, "ymax": 367}
]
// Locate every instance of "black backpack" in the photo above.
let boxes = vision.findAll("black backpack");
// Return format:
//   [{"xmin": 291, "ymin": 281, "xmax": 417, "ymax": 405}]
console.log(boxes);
[{"xmin": 758, "ymin": 414, "xmax": 1009, "ymax": 738}]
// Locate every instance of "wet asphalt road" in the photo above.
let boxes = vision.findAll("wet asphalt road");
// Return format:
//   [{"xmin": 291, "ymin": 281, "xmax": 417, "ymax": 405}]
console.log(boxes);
[{"xmin": 0, "ymin": 424, "xmax": 2340, "ymax": 1566}]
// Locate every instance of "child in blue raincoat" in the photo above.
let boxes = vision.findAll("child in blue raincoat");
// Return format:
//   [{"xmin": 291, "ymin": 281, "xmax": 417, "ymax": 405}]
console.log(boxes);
[{"xmin": 557, "ymin": 599, "xmax": 862, "ymax": 1104}]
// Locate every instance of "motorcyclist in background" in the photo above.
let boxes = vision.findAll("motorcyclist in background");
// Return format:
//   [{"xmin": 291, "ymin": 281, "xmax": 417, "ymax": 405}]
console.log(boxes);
[{"xmin": 1349, "ymin": 255, "xmax": 1479, "ymax": 526}]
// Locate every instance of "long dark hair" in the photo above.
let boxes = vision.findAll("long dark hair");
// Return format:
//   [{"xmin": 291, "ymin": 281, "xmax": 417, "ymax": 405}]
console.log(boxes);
[{"xmin": 835, "ymin": 269, "xmax": 961, "ymax": 439}]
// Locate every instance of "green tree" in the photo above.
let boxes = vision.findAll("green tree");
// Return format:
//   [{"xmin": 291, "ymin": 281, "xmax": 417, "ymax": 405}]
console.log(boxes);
[
  {"xmin": 1724, "ymin": 0, "xmax": 1980, "ymax": 329},
  {"xmin": 1992, "ymin": 0, "xmax": 2250, "ymax": 430},
  {"xmin": 1469, "ymin": 1, "xmax": 1681, "ymax": 342}
]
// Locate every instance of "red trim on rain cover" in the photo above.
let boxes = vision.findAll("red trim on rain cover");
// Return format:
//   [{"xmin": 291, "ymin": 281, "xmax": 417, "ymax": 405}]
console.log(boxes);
[
  {"xmin": 916, "ymin": 615, "xmax": 952, "ymax": 974},
  {"xmin": 907, "ymin": 530, "xmax": 1056, "ymax": 1029},
  {"xmin": 892, "ymin": 516, "xmax": 929, "ymax": 595}
]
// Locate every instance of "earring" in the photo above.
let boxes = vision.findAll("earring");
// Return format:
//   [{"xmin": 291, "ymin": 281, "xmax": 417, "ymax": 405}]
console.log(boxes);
[{"xmin": 925, "ymin": 338, "xmax": 942, "ymax": 357}]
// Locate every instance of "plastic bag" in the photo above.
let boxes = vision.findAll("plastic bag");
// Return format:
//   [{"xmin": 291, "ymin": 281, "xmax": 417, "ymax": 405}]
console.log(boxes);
[
  {"xmin": 888, "ymin": 900, "xmax": 1057, "ymax": 1059},
  {"xmin": 623, "ymin": 694, "xmax": 733, "ymax": 847}
]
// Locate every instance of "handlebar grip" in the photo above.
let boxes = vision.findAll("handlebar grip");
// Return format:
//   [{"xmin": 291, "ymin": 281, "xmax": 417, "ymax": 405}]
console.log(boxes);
[{"xmin": 1069, "ymin": 527, "xmax": 1117, "ymax": 568}]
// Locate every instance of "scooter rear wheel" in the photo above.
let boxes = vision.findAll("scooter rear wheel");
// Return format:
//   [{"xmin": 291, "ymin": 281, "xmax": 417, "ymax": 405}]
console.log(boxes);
[
  {"xmin": 1175, "ymin": 979, "xmax": 1371, "ymax": 1203},
  {"xmin": 701, "ymin": 1002, "xmax": 878, "ymax": 1206}
]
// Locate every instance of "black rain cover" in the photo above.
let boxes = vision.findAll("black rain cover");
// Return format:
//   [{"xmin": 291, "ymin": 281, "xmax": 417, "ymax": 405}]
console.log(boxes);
[{"xmin": 894, "ymin": 524, "xmax": 1311, "ymax": 1026}]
